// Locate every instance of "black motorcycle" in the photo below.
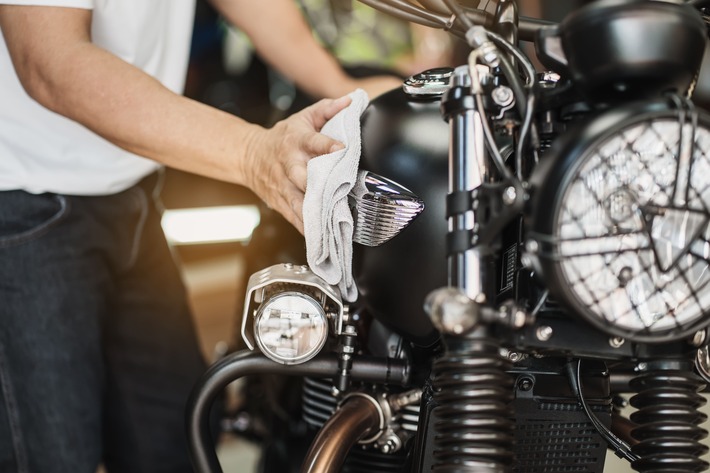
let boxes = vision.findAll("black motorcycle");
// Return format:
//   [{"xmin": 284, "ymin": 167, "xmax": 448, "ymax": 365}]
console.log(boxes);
[{"xmin": 186, "ymin": 1, "xmax": 710, "ymax": 472}]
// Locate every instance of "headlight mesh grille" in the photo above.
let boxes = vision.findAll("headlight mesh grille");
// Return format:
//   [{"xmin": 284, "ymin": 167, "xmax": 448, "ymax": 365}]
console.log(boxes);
[{"xmin": 551, "ymin": 119, "xmax": 710, "ymax": 337}]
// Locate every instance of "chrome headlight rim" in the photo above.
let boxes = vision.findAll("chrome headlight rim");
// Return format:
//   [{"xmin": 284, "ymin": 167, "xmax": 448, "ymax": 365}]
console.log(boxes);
[{"xmin": 528, "ymin": 98, "xmax": 710, "ymax": 343}]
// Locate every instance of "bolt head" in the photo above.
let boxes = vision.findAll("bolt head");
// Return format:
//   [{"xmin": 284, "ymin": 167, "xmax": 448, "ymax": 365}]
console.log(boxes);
[
  {"xmin": 502, "ymin": 186, "xmax": 517, "ymax": 205},
  {"xmin": 692, "ymin": 330, "xmax": 707, "ymax": 347},
  {"xmin": 536, "ymin": 325, "xmax": 553, "ymax": 341}
]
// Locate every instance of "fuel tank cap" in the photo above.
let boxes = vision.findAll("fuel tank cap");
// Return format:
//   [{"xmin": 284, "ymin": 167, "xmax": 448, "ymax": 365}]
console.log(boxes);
[{"xmin": 402, "ymin": 67, "xmax": 454, "ymax": 97}]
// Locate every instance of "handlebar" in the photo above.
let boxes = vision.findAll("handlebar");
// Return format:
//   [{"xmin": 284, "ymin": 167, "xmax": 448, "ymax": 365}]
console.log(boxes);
[{"xmin": 357, "ymin": 0, "xmax": 554, "ymax": 42}]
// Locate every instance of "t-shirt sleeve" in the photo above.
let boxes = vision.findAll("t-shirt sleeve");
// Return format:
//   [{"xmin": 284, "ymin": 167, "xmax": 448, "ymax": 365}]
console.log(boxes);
[{"xmin": 0, "ymin": 1, "xmax": 92, "ymax": 7}]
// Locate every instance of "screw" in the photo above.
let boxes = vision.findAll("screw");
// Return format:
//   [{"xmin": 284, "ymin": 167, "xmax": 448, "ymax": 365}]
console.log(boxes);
[
  {"xmin": 502, "ymin": 186, "xmax": 517, "ymax": 206},
  {"xmin": 525, "ymin": 239, "xmax": 539, "ymax": 254},
  {"xmin": 508, "ymin": 351, "xmax": 524, "ymax": 362},
  {"xmin": 520, "ymin": 254, "xmax": 533, "ymax": 269},
  {"xmin": 513, "ymin": 310, "xmax": 529, "ymax": 328},
  {"xmin": 609, "ymin": 337, "xmax": 625, "ymax": 348},
  {"xmin": 517, "ymin": 377, "xmax": 534, "ymax": 391},
  {"xmin": 536, "ymin": 325, "xmax": 553, "ymax": 341},
  {"xmin": 381, "ymin": 438, "xmax": 399, "ymax": 454},
  {"xmin": 540, "ymin": 71, "xmax": 561, "ymax": 83},
  {"xmin": 692, "ymin": 330, "xmax": 707, "ymax": 347},
  {"xmin": 491, "ymin": 86, "xmax": 514, "ymax": 108}
]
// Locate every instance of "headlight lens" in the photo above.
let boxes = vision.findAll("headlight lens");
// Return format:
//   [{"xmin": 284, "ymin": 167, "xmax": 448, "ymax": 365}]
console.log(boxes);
[
  {"xmin": 530, "ymin": 102, "xmax": 710, "ymax": 342},
  {"xmin": 253, "ymin": 292, "xmax": 329, "ymax": 365}
]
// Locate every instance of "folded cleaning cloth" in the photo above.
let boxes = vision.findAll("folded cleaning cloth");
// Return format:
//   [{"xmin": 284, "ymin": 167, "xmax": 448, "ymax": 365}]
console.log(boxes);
[{"xmin": 303, "ymin": 88, "xmax": 369, "ymax": 303}]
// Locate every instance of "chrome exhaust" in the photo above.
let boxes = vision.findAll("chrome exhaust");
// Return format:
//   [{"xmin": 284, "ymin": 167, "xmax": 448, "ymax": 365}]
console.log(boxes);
[{"xmin": 300, "ymin": 393, "xmax": 383, "ymax": 473}]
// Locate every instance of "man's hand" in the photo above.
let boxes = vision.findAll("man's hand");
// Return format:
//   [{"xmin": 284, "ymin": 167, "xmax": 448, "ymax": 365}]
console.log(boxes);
[{"xmin": 242, "ymin": 95, "xmax": 351, "ymax": 233}]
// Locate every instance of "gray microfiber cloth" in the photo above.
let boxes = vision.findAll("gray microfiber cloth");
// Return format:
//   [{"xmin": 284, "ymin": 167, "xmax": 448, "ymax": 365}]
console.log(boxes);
[{"xmin": 303, "ymin": 89, "xmax": 369, "ymax": 302}]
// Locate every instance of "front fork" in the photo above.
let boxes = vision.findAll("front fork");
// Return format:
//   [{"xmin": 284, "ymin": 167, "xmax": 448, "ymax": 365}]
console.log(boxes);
[{"xmin": 424, "ymin": 64, "xmax": 517, "ymax": 472}]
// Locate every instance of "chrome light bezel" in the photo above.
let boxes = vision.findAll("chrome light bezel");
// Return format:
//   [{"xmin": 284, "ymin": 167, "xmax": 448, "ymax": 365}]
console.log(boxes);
[{"xmin": 241, "ymin": 263, "xmax": 344, "ymax": 364}]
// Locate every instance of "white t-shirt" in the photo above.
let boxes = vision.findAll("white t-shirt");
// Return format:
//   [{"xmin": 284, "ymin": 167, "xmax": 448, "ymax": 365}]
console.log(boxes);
[{"xmin": 0, "ymin": 0, "xmax": 196, "ymax": 195}]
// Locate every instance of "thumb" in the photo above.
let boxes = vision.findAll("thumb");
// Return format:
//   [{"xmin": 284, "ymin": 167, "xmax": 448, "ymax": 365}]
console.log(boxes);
[{"xmin": 307, "ymin": 95, "xmax": 352, "ymax": 130}]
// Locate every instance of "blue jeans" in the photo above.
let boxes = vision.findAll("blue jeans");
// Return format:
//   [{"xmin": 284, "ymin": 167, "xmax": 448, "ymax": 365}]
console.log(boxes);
[{"xmin": 0, "ymin": 173, "xmax": 208, "ymax": 473}]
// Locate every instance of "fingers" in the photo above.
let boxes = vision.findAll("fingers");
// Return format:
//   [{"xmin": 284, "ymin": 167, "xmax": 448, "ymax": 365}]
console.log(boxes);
[
  {"xmin": 305, "ymin": 95, "xmax": 351, "ymax": 130},
  {"xmin": 272, "ymin": 181, "xmax": 306, "ymax": 235},
  {"xmin": 247, "ymin": 94, "xmax": 354, "ymax": 234},
  {"xmin": 299, "ymin": 131, "xmax": 345, "ymax": 160},
  {"xmin": 284, "ymin": 156, "xmax": 308, "ymax": 193}
]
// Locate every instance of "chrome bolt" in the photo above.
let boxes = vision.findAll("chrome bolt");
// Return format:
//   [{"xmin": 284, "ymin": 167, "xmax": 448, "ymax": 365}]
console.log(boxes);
[
  {"xmin": 520, "ymin": 254, "xmax": 533, "ymax": 269},
  {"xmin": 513, "ymin": 310, "xmax": 529, "ymax": 328},
  {"xmin": 609, "ymin": 337, "xmax": 625, "ymax": 348},
  {"xmin": 491, "ymin": 86, "xmax": 514, "ymax": 108},
  {"xmin": 379, "ymin": 435, "xmax": 402, "ymax": 454},
  {"xmin": 507, "ymin": 351, "xmax": 524, "ymax": 362},
  {"xmin": 525, "ymin": 239, "xmax": 539, "ymax": 254},
  {"xmin": 502, "ymin": 186, "xmax": 517, "ymax": 206},
  {"xmin": 536, "ymin": 325, "xmax": 553, "ymax": 341},
  {"xmin": 692, "ymin": 330, "xmax": 707, "ymax": 347},
  {"xmin": 540, "ymin": 71, "xmax": 561, "ymax": 83}
]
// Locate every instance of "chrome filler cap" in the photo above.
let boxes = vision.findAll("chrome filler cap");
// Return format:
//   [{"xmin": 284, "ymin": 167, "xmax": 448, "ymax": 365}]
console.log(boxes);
[{"xmin": 403, "ymin": 67, "xmax": 454, "ymax": 97}]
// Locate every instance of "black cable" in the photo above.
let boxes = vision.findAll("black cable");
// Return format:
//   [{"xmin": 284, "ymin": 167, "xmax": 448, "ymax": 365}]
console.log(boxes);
[
  {"xmin": 486, "ymin": 30, "xmax": 537, "ymax": 86},
  {"xmin": 475, "ymin": 93, "xmax": 515, "ymax": 181},
  {"xmin": 566, "ymin": 359, "xmax": 640, "ymax": 463},
  {"xmin": 484, "ymin": 30, "xmax": 539, "ymax": 180},
  {"xmin": 530, "ymin": 289, "xmax": 549, "ymax": 317}
]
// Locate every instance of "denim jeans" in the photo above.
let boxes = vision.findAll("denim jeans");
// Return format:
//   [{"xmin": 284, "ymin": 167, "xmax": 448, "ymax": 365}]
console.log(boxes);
[{"xmin": 0, "ymin": 172, "xmax": 208, "ymax": 473}]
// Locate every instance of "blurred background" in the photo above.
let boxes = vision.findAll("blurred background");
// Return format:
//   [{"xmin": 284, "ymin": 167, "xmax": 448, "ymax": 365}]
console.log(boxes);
[{"xmin": 161, "ymin": 1, "xmax": 705, "ymax": 472}]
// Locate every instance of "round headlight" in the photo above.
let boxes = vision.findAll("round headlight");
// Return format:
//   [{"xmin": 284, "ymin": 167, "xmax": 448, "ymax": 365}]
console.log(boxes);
[
  {"xmin": 253, "ymin": 292, "xmax": 329, "ymax": 364},
  {"xmin": 529, "ymin": 99, "xmax": 710, "ymax": 342}
]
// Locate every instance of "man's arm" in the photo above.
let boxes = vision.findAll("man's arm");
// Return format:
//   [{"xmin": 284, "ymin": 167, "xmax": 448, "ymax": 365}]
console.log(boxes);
[
  {"xmin": 209, "ymin": 0, "xmax": 402, "ymax": 99},
  {"xmin": 0, "ymin": 5, "xmax": 349, "ymax": 232}
]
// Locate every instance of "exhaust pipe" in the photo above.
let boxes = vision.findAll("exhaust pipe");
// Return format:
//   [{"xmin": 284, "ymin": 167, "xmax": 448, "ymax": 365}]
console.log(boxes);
[
  {"xmin": 186, "ymin": 351, "xmax": 409, "ymax": 473},
  {"xmin": 300, "ymin": 393, "xmax": 384, "ymax": 473}
]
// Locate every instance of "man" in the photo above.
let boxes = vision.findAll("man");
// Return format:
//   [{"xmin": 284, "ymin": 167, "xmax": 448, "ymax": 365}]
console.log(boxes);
[{"xmin": 0, "ymin": 1, "xmax": 400, "ymax": 472}]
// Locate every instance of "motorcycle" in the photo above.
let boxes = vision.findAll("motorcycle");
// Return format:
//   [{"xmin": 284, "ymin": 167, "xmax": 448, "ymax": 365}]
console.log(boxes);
[{"xmin": 186, "ymin": 1, "xmax": 710, "ymax": 472}]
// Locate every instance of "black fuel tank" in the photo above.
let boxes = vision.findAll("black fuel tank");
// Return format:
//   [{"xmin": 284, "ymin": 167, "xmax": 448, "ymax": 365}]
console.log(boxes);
[{"xmin": 354, "ymin": 72, "xmax": 451, "ymax": 347}]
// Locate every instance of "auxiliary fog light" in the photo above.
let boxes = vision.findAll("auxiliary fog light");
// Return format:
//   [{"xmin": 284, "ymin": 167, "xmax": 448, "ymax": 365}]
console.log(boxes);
[
  {"xmin": 253, "ymin": 292, "xmax": 327, "ymax": 365},
  {"xmin": 241, "ymin": 264, "xmax": 344, "ymax": 364},
  {"xmin": 527, "ymin": 99, "xmax": 710, "ymax": 343}
]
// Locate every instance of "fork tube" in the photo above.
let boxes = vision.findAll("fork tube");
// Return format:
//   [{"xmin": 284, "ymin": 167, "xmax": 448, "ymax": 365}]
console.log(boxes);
[{"xmin": 443, "ymin": 65, "xmax": 488, "ymax": 298}]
